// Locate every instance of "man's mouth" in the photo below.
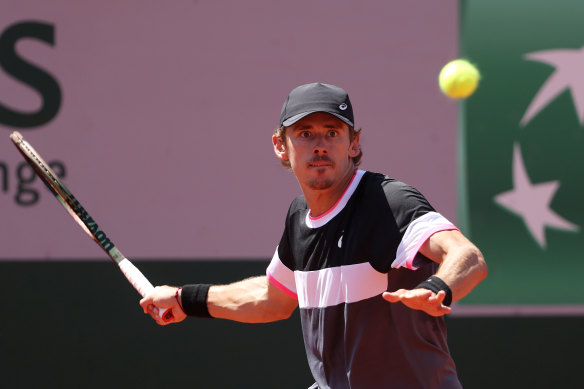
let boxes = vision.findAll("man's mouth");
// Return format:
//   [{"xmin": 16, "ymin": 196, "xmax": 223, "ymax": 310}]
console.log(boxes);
[{"xmin": 309, "ymin": 157, "xmax": 333, "ymax": 168}]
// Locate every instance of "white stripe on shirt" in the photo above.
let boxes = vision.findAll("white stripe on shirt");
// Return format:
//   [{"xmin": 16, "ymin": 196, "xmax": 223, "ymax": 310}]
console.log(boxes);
[{"xmin": 294, "ymin": 263, "xmax": 387, "ymax": 308}]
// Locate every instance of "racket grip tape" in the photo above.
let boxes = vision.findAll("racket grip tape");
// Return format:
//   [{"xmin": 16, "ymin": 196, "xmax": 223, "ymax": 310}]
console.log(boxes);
[{"xmin": 118, "ymin": 258, "xmax": 173, "ymax": 322}]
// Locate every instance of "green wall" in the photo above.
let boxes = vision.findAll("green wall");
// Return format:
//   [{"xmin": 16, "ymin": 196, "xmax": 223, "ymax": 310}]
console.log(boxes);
[{"xmin": 458, "ymin": 0, "xmax": 584, "ymax": 306}]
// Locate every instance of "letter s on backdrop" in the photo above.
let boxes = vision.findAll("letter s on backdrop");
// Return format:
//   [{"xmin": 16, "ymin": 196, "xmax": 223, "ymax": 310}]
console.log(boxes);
[{"xmin": 0, "ymin": 21, "xmax": 62, "ymax": 128}]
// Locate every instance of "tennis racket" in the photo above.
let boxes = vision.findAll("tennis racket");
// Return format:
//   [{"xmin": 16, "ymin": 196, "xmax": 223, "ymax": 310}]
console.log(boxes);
[{"xmin": 10, "ymin": 131, "xmax": 173, "ymax": 322}]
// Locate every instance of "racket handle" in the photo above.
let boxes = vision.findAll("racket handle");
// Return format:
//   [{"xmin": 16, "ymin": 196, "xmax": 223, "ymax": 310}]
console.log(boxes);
[{"xmin": 118, "ymin": 258, "xmax": 173, "ymax": 322}]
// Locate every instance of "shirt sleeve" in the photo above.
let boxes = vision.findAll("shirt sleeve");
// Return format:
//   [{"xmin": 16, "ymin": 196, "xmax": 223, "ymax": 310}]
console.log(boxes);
[
  {"xmin": 382, "ymin": 180, "xmax": 459, "ymax": 270},
  {"xmin": 266, "ymin": 247, "xmax": 297, "ymax": 299},
  {"xmin": 391, "ymin": 211, "xmax": 458, "ymax": 270},
  {"xmin": 265, "ymin": 199, "xmax": 301, "ymax": 300}
]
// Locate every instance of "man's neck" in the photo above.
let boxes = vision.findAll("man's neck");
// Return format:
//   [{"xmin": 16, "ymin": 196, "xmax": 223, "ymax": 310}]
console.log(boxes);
[{"xmin": 302, "ymin": 168, "xmax": 357, "ymax": 218}]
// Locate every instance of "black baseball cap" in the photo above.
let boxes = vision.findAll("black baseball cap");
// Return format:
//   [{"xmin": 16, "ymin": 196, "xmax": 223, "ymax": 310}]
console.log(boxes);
[{"xmin": 279, "ymin": 82, "xmax": 354, "ymax": 128}]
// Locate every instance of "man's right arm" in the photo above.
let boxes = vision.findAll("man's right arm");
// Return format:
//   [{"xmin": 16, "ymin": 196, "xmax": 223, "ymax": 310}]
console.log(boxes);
[
  {"xmin": 140, "ymin": 275, "xmax": 298, "ymax": 325},
  {"xmin": 207, "ymin": 275, "xmax": 298, "ymax": 323}
]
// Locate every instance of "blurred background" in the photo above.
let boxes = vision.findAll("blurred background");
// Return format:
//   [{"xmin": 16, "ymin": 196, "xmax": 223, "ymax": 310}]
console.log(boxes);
[{"xmin": 1, "ymin": 1, "xmax": 582, "ymax": 387}]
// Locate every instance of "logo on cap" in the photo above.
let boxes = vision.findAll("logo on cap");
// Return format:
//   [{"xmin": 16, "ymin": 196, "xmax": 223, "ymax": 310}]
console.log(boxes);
[{"xmin": 339, "ymin": 103, "xmax": 348, "ymax": 110}]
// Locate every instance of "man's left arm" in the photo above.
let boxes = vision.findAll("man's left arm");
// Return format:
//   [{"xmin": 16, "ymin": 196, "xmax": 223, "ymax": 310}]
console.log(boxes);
[{"xmin": 383, "ymin": 229, "xmax": 487, "ymax": 316}]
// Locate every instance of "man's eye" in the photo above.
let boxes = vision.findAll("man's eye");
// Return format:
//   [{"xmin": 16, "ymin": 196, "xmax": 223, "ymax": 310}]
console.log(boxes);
[
  {"xmin": 300, "ymin": 131, "xmax": 311, "ymax": 138},
  {"xmin": 328, "ymin": 130, "xmax": 338, "ymax": 137}
]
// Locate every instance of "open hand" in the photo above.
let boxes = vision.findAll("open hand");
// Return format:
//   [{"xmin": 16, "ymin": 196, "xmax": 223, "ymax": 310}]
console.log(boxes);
[{"xmin": 382, "ymin": 289, "xmax": 452, "ymax": 317}]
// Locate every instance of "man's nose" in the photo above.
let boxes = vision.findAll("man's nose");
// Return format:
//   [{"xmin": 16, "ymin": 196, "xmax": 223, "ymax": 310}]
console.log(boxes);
[{"xmin": 313, "ymin": 137, "xmax": 328, "ymax": 154}]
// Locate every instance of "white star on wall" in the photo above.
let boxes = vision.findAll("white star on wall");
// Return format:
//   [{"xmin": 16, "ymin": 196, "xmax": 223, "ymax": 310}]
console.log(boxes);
[
  {"xmin": 494, "ymin": 143, "xmax": 579, "ymax": 248},
  {"xmin": 520, "ymin": 46, "xmax": 584, "ymax": 127}
]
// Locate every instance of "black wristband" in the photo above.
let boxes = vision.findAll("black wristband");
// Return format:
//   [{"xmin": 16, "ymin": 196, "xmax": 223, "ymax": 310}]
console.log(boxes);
[
  {"xmin": 181, "ymin": 284, "xmax": 214, "ymax": 318},
  {"xmin": 415, "ymin": 276, "xmax": 452, "ymax": 306}
]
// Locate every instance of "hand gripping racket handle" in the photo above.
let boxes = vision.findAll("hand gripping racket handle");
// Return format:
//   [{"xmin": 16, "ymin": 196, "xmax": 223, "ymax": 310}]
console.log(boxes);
[{"xmin": 118, "ymin": 258, "xmax": 174, "ymax": 322}]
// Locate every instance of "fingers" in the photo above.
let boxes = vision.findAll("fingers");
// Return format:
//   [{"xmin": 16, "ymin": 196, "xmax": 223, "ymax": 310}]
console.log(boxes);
[
  {"xmin": 147, "ymin": 304, "xmax": 174, "ymax": 326},
  {"xmin": 382, "ymin": 292, "xmax": 400, "ymax": 303},
  {"xmin": 139, "ymin": 296, "xmax": 153, "ymax": 314},
  {"xmin": 139, "ymin": 286, "xmax": 187, "ymax": 325},
  {"xmin": 431, "ymin": 304, "xmax": 452, "ymax": 317},
  {"xmin": 139, "ymin": 287, "xmax": 162, "ymax": 314},
  {"xmin": 382, "ymin": 289, "xmax": 452, "ymax": 317},
  {"xmin": 382, "ymin": 288, "xmax": 432, "ymax": 302},
  {"xmin": 436, "ymin": 290, "xmax": 448, "ymax": 303},
  {"xmin": 139, "ymin": 286, "xmax": 174, "ymax": 324},
  {"xmin": 146, "ymin": 304, "xmax": 158, "ymax": 320}
]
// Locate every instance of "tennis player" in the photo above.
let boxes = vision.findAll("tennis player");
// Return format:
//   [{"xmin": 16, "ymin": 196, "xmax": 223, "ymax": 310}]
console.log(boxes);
[{"xmin": 140, "ymin": 82, "xmax": 487, "ymax": 389}]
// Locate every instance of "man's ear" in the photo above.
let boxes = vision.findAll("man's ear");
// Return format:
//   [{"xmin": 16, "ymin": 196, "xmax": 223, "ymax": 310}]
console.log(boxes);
[
  {"xmin": 348, "ymin": 133, "xmax": 360, "ymax": 158},
  {"xmin": 272, "ymin": 134, "xmax": 288, "ymax": 160}
]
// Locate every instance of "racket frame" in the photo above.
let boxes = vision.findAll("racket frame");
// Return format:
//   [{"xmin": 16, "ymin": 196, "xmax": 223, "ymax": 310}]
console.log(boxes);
[{"xmin": 9, "ymin": 131, "xmax": 172, "ymax": 322}]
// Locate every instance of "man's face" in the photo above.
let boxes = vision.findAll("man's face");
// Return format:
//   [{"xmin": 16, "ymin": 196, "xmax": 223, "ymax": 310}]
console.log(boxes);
[{"xmin": 274, "ymin": 112, "xmax": 360, "ymax": 191}]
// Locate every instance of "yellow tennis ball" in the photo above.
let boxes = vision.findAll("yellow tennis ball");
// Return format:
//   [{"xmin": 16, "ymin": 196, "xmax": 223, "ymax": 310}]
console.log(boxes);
[{"xmin": 439, "ymin": 59, "xmax": 480, "ymax": 99}]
